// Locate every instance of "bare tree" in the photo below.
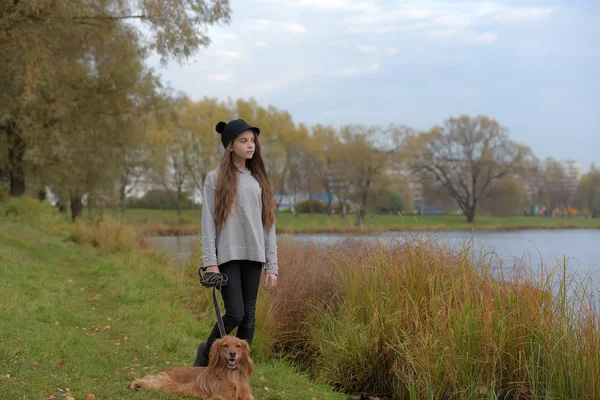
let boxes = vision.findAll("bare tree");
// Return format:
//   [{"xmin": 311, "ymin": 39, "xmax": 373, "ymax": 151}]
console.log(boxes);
[{"xmin": 407, "ymin": 115, "xmax": 530, "ymax": 223}]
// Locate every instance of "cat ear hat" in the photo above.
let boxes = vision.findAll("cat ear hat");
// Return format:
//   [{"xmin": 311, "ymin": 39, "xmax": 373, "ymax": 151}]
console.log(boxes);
[{"xmin": 215, "ymin": 119, "xmax": 260, "ymax": 149}]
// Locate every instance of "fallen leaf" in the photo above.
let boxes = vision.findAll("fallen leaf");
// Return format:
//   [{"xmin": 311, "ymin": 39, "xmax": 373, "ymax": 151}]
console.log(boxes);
[
  {"xmin": 123, "ymin": 335, "xmax": 128, "ymax": 341},
  {"xmin": 115, "ymin": 342, "xmax": 120, "ymax": 346},
  {"xmin": 68, "ymin": 279, "xmax": 73, "ymax": 283},
  {"xmin": 85, "ymin": 395, "xmax": 96, "ymax": 400},
  {"xmin": 55, "ymin": 321, "xmax": 60, "ymax": 326},
  {"xmin": 57, "ymin": 361, "xmax": 64, "ymax": 370},
  {"xmin": 33, "ymin": 361, "xmax": 39, "ymax": 367},
  {"xmin": 4, "ymin": 374, "xmax": 10, "ymax": 378},
  {"xmin": 263, "ymin": 386, "xmax": 270, "ymax": 391},
  {"xmin": 132, "ymin": 357, "xmax": 139, "ymax": 363}
]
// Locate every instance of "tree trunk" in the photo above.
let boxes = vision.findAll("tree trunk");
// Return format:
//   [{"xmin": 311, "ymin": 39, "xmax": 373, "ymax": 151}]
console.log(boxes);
[
  {"xmin": 175, "ymin": 187, "xmax": 182, "ymax": 216},
  {"xmin": 465, "ymin": 206, "xmax": 476, "ymax": 223},
  {"xmin": 326, "ymin": 190, "xmax": 333, "ymax": 216},
  {"xmin": 119, "ymin": 174, "xmax": 127, "ymax": 212},
  {"xmin": 5, "ymin": 120, "xmax": 26, "ymax": 197},
  {"xmin": 70, "ymin": 195, "xmax": 83, "ymax": 221}
]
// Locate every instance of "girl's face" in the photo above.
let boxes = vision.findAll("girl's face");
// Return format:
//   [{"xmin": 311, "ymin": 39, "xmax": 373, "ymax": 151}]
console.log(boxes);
[{"xmin": 231, "ymin": 130, "xmax": 256, "ymax": 162}]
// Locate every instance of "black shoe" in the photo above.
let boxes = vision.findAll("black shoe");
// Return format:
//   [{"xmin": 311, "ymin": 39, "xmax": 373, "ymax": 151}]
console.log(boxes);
[{"xmin": 193, "ymin": 341, "xmax": 209, "ymax": 367}]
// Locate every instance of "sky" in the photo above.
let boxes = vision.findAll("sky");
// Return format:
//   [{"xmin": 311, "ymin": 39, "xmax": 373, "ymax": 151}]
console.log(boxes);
[{"xmin": 145, "ymin": 0, "xmax": 599, "ymax": 171}]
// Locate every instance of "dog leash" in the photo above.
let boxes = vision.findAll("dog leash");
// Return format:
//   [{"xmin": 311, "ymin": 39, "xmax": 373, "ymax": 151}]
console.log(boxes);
[{"xmin": 198, "ymin": 267, "xmax": 228, "ymax": 338}]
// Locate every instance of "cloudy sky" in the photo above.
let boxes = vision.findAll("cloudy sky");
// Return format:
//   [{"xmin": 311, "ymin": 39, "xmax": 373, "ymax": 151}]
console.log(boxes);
[{"xmin": 146, "ymin": 0, "xmax": 599, "ymax": 170}]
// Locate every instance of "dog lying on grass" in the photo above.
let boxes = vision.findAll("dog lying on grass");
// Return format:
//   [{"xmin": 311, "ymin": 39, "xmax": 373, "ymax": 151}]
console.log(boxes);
[{"xmin": 130, "ymin": 336, "xmax": 254, "ymax": 399}]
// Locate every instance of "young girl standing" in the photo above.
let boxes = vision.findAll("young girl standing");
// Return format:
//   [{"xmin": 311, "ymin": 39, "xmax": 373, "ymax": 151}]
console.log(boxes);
[{"xmin": 194, "ymin": 119, "xmax": 278, "ymax": 367}]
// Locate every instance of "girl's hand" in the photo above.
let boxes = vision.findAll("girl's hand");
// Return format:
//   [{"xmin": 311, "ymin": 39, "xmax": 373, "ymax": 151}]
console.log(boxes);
[
  {"xmin": 206, "ymin": 265, "xmax": 220, "ymax": 273},
  {"xmin": 264, "ymin": 273, "xmax": 278, "ymax": 290}
]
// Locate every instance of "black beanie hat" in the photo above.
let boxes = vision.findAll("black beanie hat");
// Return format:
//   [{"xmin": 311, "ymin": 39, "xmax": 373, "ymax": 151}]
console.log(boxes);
[{"xmin": 215, "ymin": 119, "xmax": 260, "ymax": 149}]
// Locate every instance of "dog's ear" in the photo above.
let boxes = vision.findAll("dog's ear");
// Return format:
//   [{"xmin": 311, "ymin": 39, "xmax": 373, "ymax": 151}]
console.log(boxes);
[
  {"xmin": 208, "ymin": 338, "xmax": 222, "ymax": 369},
  {"xmin": 240, "ymin": 339, "xmax": 253, "ymax": 376}
]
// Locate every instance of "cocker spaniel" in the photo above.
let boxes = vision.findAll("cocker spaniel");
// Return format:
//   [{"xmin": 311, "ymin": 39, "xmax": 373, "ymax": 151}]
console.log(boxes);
[{"xmin": 130, "ymin": 336, "xmax": 254, "ymax": 399}]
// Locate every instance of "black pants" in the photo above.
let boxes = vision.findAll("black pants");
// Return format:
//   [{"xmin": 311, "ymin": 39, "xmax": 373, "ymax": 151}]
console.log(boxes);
[{"xmin": 204, "ymin": 259, "xmax": 263, "ymax": 350}]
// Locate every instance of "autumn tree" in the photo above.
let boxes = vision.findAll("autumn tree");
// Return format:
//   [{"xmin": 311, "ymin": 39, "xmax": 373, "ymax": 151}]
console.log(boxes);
[
  {"xmin": 574, "ymin": 165, "xmax": 600, "ymax": 218},
  {"xmin": 479, "ymin": 176, "xmax": 527, "ymax": 217},
  {"xmin": 338, "ymin": 124, "xmax": 407, "ymax": 224},
  {"xmin": 406, "ymin": 115, "xmax": 530, "ymax": 223},
  {"xmin": 0, "ymin": 0, "xmax": 231, "ymax": 204},
  {"xmin": 306, "ymin": 124, "xmax": 344, "ymax": 215}
]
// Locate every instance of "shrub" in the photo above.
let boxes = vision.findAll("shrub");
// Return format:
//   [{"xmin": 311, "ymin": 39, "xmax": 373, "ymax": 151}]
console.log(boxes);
[
  {"xmin": 294, "ymin": 199, "xmax": 328, "ymax": 214},
  {"xmin": 2, "ymin": 195, "xmax": 68, "ymax": 234},
  {"xmin": 71, "ymin": 218, "xmax": 142, "ymax": 253}
]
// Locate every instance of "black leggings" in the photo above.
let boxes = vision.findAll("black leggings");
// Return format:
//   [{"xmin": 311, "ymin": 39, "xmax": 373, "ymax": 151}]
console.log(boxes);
[{"xmin": 205, "ymin": 259, "xmax": 263, "ymax": 349}]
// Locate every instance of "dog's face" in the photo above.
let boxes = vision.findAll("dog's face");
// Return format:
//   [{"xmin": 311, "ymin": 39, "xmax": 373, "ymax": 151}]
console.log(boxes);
[{"xmin": 208, "ymin": 336, "xmax": 253, "ymax": 374}]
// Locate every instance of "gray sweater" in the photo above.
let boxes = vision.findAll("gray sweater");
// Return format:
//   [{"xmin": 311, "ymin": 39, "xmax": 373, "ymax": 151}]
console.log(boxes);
[{"xmin": 200, "ymin": 167, "xmax": 278, "ymax": 275}]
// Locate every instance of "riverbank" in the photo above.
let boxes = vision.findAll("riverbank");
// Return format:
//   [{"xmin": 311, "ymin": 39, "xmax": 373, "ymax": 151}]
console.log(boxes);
[
  {"xmin": 3, "ymin": 198, "xmax": 599, "ymax": 399},
  {"xmin": 0, "ymin": 198, "xmax": 347, "ymax": 400},
  {"xmin": 101, "ymin": 208, "xmax": 600, "ymax": 236}
]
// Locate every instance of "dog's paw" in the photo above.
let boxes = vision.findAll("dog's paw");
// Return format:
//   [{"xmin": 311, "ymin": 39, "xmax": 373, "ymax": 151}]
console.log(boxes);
[{"xmin": 130, "ymin": 381, "xmax": 142, "ymax": 391}]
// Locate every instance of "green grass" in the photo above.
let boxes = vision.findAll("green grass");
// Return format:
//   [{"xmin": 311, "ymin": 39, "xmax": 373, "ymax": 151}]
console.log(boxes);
[
  {"xmin": 97, "ymin": 208, "xmax": 600, "ymax": 236},
  {"xmin": 0, "ymin": 202, "xmax": 347, "ymax": 400}
]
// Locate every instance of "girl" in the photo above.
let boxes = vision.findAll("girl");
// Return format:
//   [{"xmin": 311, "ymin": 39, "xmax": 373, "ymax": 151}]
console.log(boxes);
[{"xmin": 194, "ymin": 119, "xmax": 278, "ymax": 367}]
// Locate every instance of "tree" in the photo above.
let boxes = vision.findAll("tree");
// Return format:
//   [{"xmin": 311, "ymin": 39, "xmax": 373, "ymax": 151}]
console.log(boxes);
[
  {"xmin": 406, "ymin": 115, "xmax": 530, "ymax": 223},
  {"xmin": 177, "ymin": 96, "xmax": 232, "ymax": 196},
  {"xmin": 307, "ymin": 124, "xmax": 344, "ymax": 215},
  {"xmin": 574, "ymin": 165, "xmax": 600, "ymax": 218},
  {"xmin": 0, "ymin": 0, "xmax": 231, "ymax": 200},
  {"xmin": 339, "ymin": 124, "xmax": 406, "ymax": 224},
  {"xmin": 479, "ymin": 176, "xmax": 527, "ymax": 217}
]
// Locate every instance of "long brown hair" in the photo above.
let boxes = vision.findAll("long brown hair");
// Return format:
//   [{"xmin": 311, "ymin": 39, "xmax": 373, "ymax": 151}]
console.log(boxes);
[{"xmin": 213, "ymin": 132, "xmax": 277, "ymax": 229}]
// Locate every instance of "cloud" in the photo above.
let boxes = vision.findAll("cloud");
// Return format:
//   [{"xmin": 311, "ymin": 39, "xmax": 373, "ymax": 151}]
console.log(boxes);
[
  {"xmin": 251, "ymin": 19, "xmax": 307, "ymax": 34},
  {"xmin": 237, "ymin": 67, "xmax": 321, "ymax": 97},
  {"xmin": 284, "ymin": 0, "xmax": 379, "ymax": 12},
  {"xmin": 342, "ymin": 2, "xmax": 554, "ymax": 35},
  {"xmin": 254, "ymin": 41, "xmax": 268, "ymax": 48},
  {"xmin": 338, "ymin": 63, "xmax": 379, "ymax": 77},
  {"xmin": 282, "ymin": 22, "xmax": 307, "ymax": 34},
  {"xmin": 471, "ymin": 32, "xmax": 498, "ymax": 43},
  {"xmin": 215, "ymin": 49, "xmax": 242, "ymax": 60},
  {"xmin": 216, "ymin": 33, "xmax": 238, "ymax": 41},
  {"xmin": 207, "ymin": 73, "xmax": 232, "ymax": 83},
  {"xmin": 356, "ymin": 45, "xmax": 398, "ymax": 56}
]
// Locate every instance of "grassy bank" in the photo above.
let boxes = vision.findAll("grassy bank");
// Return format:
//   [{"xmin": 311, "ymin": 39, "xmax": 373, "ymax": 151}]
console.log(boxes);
[
  {"xmin": 3, "ymin": 197, "xmax": 599, "ymax": 399},
  {"xmin": 0, "ymin": 198, "xmax": 347, "ymax": 400},
  {"xmin": 253, "ymin": 238, "xmax": 600, "ymax": 399},
  {"xmin": 97, "ymin": 208, "xmax": 600, "ymax": 236}
]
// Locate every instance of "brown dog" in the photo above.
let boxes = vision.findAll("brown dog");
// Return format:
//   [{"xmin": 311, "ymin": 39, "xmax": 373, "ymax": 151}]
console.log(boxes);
[{"xmin": 130, "ymin": 336, "xmax": 254, "ymax": 399}]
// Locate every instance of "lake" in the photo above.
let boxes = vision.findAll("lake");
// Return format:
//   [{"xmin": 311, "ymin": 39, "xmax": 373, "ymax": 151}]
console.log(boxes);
[{"xmin": 145, "ymin": 229, "xmax": 600, "ymax": 292}]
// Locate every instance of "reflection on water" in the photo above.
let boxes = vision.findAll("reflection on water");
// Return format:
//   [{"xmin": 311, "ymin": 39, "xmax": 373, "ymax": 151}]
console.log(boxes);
[{"xmin": 145, "ymin": 229, "xmax": 600, "ymax": 294}]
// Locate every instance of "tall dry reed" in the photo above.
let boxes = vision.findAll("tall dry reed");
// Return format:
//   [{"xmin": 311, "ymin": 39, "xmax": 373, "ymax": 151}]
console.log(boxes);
[{"xmin": 256, "ymin": 235, "xmax": 600, "ymax": 399}]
